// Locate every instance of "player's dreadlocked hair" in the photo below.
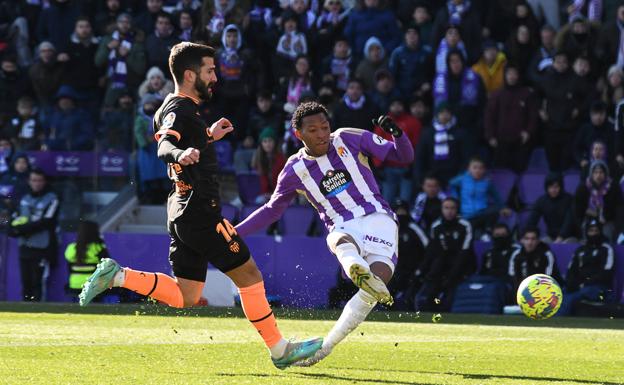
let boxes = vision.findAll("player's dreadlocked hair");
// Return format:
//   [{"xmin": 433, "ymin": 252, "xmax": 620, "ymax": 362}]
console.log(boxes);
[
  {"xmin": 291, "ymin": 101, "xmax": 330, "ymax": 131},
  {"xmin": 168, "ymin": 42, "xmax": 215, "ymax": 85}
]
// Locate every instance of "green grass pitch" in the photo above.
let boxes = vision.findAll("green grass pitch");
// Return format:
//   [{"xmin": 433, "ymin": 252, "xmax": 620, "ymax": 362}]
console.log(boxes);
[{"xmin": 1, "ymin": 303, "xmax": 623, "ymax": 385}]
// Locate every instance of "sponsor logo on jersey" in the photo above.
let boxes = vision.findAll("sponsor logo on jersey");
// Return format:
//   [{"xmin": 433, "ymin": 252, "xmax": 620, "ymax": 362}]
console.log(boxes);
[
  {"xmin": 337, "ymin": 146, "xmax": 349, "ymax": 158},
  {"xmin": 320, "ymin": 169, "xmax": 352, "ymax": 197},
  {"xmin": 162, "ymin": 112, "xmax": 176, "ymax": 129},
  {"xmin": 373, "ymin": 134, "xmax": 388, "ymax": 145},
  {"xmin": 364, "ymin": 235, "xmax": 393, "ymax": 247}
]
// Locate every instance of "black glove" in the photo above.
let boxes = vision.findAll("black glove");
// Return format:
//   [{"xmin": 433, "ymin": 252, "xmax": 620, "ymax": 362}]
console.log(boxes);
[{"xmin": 372, "ymin": 115, "xmax": 402, "ymax": 137}]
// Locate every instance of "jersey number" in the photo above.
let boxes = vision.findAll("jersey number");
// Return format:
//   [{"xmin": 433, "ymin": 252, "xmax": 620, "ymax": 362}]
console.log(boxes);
[{"xmin": 216, "ymin": 219, "xmax": 237, "ymax": 242}]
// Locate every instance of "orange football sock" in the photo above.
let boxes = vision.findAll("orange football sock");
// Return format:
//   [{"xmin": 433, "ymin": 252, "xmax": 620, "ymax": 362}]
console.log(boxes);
[
  {"xmin": 238, "ymin": 281, "xmax": 283, "ymax": 348},
  {"xmin": 122, "ymin": 268, "xmax": 184, "ymax": 308}
]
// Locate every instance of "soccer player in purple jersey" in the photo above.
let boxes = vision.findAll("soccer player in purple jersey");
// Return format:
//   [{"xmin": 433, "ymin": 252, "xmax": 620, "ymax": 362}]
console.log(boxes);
[{"xmin": 236, "ymin": 101, "xmax": 414, "ymax": 365}]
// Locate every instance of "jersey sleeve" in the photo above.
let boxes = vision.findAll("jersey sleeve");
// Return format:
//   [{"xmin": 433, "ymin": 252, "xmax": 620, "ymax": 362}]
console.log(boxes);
[
  {"xmin": 154, "ymin": 108, "xmax": 187, "ymax": 142},
  {"xmin": 358, "ymin": 130, "xmax": 396, "ymax": 161}
]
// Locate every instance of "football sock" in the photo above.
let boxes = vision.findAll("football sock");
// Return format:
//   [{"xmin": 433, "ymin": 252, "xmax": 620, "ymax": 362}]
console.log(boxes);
[
  {"xmin": 323, "ymin": 289, "xmax": 376, "ymax": 350},
  {"xmin": 238, "ymin": 281, "xmax": 287, "ymax": 358},
  {"xmin": 119, "ymin": 268, "xmax": 184, "ymax": 308},
  {"xmin": 335, "ymin": 242, "xmax": 368, "ymax": 276}
]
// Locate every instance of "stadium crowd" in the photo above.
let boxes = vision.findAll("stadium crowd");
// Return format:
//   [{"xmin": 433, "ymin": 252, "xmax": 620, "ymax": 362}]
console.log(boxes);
[{"xmin": 0, "ymin": 0, "xmax": 623, "ymax": 314}]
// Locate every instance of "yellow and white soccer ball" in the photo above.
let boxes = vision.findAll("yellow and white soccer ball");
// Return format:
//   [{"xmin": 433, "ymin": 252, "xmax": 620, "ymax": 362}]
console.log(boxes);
[{"xmin": 516, "ymin": 274, "xmax": 563, "ymax": 320}]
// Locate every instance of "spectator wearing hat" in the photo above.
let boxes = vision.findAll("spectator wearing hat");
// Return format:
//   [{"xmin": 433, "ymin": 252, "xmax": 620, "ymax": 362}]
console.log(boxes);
[
  {"xmin": 434, "ymin": 24, "xmax": 468, "ymax": 75},
  {"xmin": 3, "ymin": 96, "xmax": 43, "ymax": 151},
  {"xmin": 485, "ymin": 64, "xmax": 538, "ymax": 173},
  {"xmin": 414, "ymin": 102, "xmax": 465, "ymax": 187},
  {"xmin": 479, "ymin": 223, "xmax": 519, "ymax": 281},
  {"xmin": 320, "ymin": 38, "xmax": 355, "ymax": 93},
  {"xmin": 99, "ymin": 89, "xmax": 135, "ymax": 152},
  {"xmin": 138, "ymin": 66, "xmax": 175, "ymax": 101},
  {"xmin": 373, "ymin": 97, "xmax": 422, "ymax": 203},
  {"xmin": 369, "ymin": 69, "xmax": 402, "ymax": 114},
  {"xmin": 28, "ymin": 41, "xmax": 64, "ymax": 112},
  {"xmin": 0, "ymin": 153, "xmax": 32, "ymax": 215},
  {"xmin": 36, "ymin": 0, "xmax": 81, "ymax": 53},
  {"xmin": 431, "ymin": 0, "xmax": 482, "ymax": 63},
  {"xmin": 539, "ymin": 51, "xmax": 582, "ymax": 172},
  {"xmin": 528, "ymin": 24, "xmax": 557, "ymax": 85},
  {"xmin": 555, "ymin": 14, "xmax": 600, "ymax": 65},
  {"xmin": 596, "ymin": 4, "xmax": 624, "ymax": 71},
  {"xmin": 528, "ymin": 172, "xmax": 576, "ymax": 242},
  {"xmin": 560, "ymin": 218, "xmax": 615, "ymax": 316},
  {"xmin": 44, "ymin": 86, "xmax": 94, "ymax": 151},
  {"xmin": 95, "ymin": 13, "xmax": 147, "ymax": 108},
  {"xmin": 274, "ymin": 11, "xmax": 309, "ymax": 84},
  {"xmin": 344, "ymin": 0, "xmax": 401, "ymax": 60},
  {"xmin": 354, "ymin": 36, "xmax": 389, "ymax": 91},
  {"xmin": 389, "ymin": 23, "xmax": 433, "ymax": 100},
  {"xmin": 134, "ymin": 0, "xmax": 164, "ymax": 36},
  {"xmin": 581, "ymin": 140, "xmax": 613, "ymax": 181},
  {"xmin": 575, "ymin": 101, "xmax": 618, "ymax": 175},
  {"xmin": 574, "ymin": 160, "xmax": 620, "ymax": 240},
  {"xmin": 505, "ymin": 24, "xmax": 538, "ymax": 80},
  {"xmin": 252, "ymin": 127, "xmax": 286, "ymax": 204},
  {"xmin": 332, "ymin": 77, "xmax": 380, "ymax": 130},
  {"xmin": 472, "ymin": 39, "xmax": 507, "ymax": 96},
  {"xmin": 145, "ymin": 12, "xmax": 181, "ymax": 76}
]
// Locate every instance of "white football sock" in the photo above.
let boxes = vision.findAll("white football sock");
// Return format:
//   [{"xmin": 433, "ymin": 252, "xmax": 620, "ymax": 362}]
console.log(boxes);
[
  {"xmin": 269, "ymin": 338, "xmax": 289, "ymax": 358},
  {"xmin": 335, "ymin": 243, "xmax": 368, "ymax": 276},
  {"xmin": 111, "ymin": 269, "xmax": 125, "ymax": 287},
  {"xmin": 323, "ymin": 290, "xmax": 377, "ymax": 351}
]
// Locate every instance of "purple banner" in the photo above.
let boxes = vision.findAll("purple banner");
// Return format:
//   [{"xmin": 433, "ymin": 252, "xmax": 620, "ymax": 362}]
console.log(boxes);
[{"xmin": 25, "ymin": 151, "xmax": 129, "ymax": 177}]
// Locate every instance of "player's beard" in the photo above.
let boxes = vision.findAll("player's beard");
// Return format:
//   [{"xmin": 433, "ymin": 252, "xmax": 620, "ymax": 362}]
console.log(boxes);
[{"xmin": 194, "ymin": 75, "xmax": 214, "ymax": 102}]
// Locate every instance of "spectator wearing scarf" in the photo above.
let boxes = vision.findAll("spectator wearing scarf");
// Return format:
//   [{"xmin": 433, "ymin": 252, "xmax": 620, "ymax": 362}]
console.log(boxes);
[
  {"xmin": 431, "ymin": 0, "xmax": 482, "ymax": 63},
  {"xmin": 435, "ymin": 25, "xmax": 467, "ymax": 75},
  {"xmin": 332, "ymin": 77, "xmax": 379, "ymax": 129},
  {"xmin": 575, "ymin": 160, "xmax": 619, "ymax": 241}
]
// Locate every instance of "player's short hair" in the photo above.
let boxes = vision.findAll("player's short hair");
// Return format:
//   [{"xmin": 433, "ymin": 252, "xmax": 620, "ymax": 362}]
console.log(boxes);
[
  {"xmin": 291, "ymin": 101, "xmax": 329, "ymax": 131},
  {"xmin": 493, "ymin": 223, "xmax": 510, "ymax": 233},
  {"xmin": 168, "ymin": 42, "xmax": 215, "ymax": 85},
  {"xmin": 30, "ymin": 167, "xmax": 47, "ymax": 180},
  {"xmin": 468, "ymin": 155, "xmax": 485, "ymax": 166},
  {"xmin": 522, "ymin": 226, "xmax": 540, "ymax": 238},
  {"xmin": 442, "ymin": 196, "xmax": 459, "ymax": 207}
]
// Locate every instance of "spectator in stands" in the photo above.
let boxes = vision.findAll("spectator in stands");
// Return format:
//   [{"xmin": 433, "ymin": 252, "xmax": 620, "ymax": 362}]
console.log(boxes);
[
  {"xmin": 433, "ymin": 49, "xmax": 485, "ymax": 156},
  {"xmin": 410, "ymin": 173, "xmax": 447, "ymax": 233},
  {"xmin": 539, "ymin": 51, "xmax": 582, "ymax": 172},
  {"xmin": 508, "ymin": 1, "xmax": 540, "ymax": 43},
  {"xmin": 449, "ymin": 156, "xmax": 508, "ymax": 238},
  {"xmin": 369, "ymin": 70, "xmax": 402, "ymax": 114},
  {"xmin": 274, "ymin": 12, "xmax": 309, "ymax": 83},
  {"xmin": 176, "ymin": 10, "xmax": 195, "ymax": 42},
  {"xmin": 567, "ymin": 0, "xmax": 603, "ymax": 22},
  {"xmin": 505, "ymin": 24, "xmax": 537, "ymax": 79},
  {"xmin": 431, "ymin": 0, "xmax": 482, "ymax": 63},
  {"xmin": 479, "ymin": 223, "xmax": 518, "ymax": 281},
  {"xmin": 247, "ymin": 91, "xmax": 283, "ymax": 142},
  {"xmin": 555, "ymin": 15, "xmax": 600, "ymax": 66},
  {"xmin": 559, "ymin": 218, "xmax": 615, "ymax": 315},
  {"xmin": 509, "ymin": 227, "xmax": 561, "ymax": 290},
  {"xmin": 44, "ymin": 86, "xmax": 94, "ymax": 151},
  {"xmin": 99, "ymin": 89, "xmax": 134, "ymax": 152},
  {"xmin": 233, "ymin": 135, "xmax": 256, "ymax": 174},
  {"xmin": 8, "ymin": 168, "xmax": 59, "ymax": 302},
  {"xmin": 215, "ymin": 24, "xmax": 254, "ymax": 135},
  {"xmin": 138, "ymin": 66, "xmax": 174, "ymax": 101},
  {"xmin": 415, "ymin": 102, "xmax": 465, "ymax": 187},
  {"xmin": 389, "ymin": 23, "xmax": 432, "ymax": 100},
  {"xmin": 344, "ymin": 0, "xmax": 401, "ymax": 60},
  {"xmin": 0, "ymin": 136, "xmax": 13, "ymax": 175},
  {"xmin": 601, "ymin": 65, "xmax": 624, "ymax": 115},
  {"xmin": 387, "ymin": 199, "xmax": 428, "ymax": 310},
  {"xmin": 287, "ymin": 0, "xmax": 317, "ymax": 34},
  {"xmin": 59, "ymin": 17, "xmax": 101, "ymax": 100},
  {"xmin": 95, "ymin": 13, "xmax": 147, "ymax": 108},
  {"xmin": 94, "ymin": 0, "xmax": 123, "ymax": 36},
  {"xmin": 313, "ymin": 0, "xmax": 350, "ymax": 65},
  {"xmin": 0, "ymin": 153, "xmax": 31, "ymax": 214},
  {"xmin": 3, "ymin": 96, "xmax": 43, "ymax": 151},
  {"xmin": 134, "ymin": 0, "xmax": 163, "ymax": 35},
  {"xmin": 64, "ymin": 220, "xmax": 110, "ymax": 301},
  {"xmin": 596, "ymin": 4, "xmax": 624, "ymax": 71},
  {"xmin": 29, "ymin": 42, "xmax": 64, "ymax": 111},
  {"xmin": 415, "ymin": 197, "xmax": 474, "ymax": 311},
  {"xmin": 332, "ymin": 77, "xmax": 379, "ymax": 130},
  {"xmin": 354, "ymin": 36, "xmax": 388, "ymax": 91},
  {"xmin": 145, "ymin": 12, "xmax": 181, "ymax": 76},
  {"xmin": 526, "ymin": 0, "xmax": 561, "ymax": 30},
  {"xmin": 572, "ymin": 55, "xmax": 597, "ymax": 119},
  {"xmin": 36, "ymin": 0, "xmax": 80, "ymax": 52},
  {"xmin": 410, "ymin": 2, "xmax": 433, "ymax": 46},
  {"xmin": 373, "ymin": 97, "xmax": 421, "ymax": 203},
  {"xmin": 575, "ymin": 101, "xmax": 617, "ymax": 175},
  {"xmin": 320, "ymin": 38, "xmax": 354, "ymax": 93},
  {"xmin": 472, "ymin": 40, "xmax": 506, "ymax": 96},
  {"xmin": 528, "ymin": 172, "xmax": 576, "ymax": 242},
  {"xmin": 434, "ymin": 24, "xmax": 467, "ymax": 75},
  {"xmin": 134, "ymin": 94, "xmax": 168, "ymax": 204},
  {"xmin": 0, "ymin": 56, "xmax": 31, "ymax": 126},
  {"xmin": 408, "ymin": 94, "xmax": 431, "ymax": 122},
  {"xmin": 244, "ymin": 0, "xmax": 276, "ymax": 90},
  {"xmin": 574, "ymin": 160, "xmax": 620, "ymax": 240},
  {"xmin": 485, "ymin": 64, "xmax": 538, "ymax": 173},
  {"xmin": 278, "ymin": 55, "xmax": 314, "ymax": 118},
  {"xmin": 251, "ymin": 127, "xmax": 286, "ymax": 204},
  {"xmin": 528, "ymin": 24, "xmax": 557, "ymax": 84}
]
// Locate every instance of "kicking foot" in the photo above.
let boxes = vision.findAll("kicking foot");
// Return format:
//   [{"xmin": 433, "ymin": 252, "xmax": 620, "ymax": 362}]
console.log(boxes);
[
  {"xmin": 293, "ymin": 345, "xmax": 332, "ymax": 367},
  {"xmin": 271, "ymin": 337, "xmax": 323, "ymax": 370},
  {"xmin": 349, "ymin": 264, "xmax": 393, "ymax": 306},
  {"xmin": 79, "ymin": 258, "xmax": 122, "ymax": 306}
]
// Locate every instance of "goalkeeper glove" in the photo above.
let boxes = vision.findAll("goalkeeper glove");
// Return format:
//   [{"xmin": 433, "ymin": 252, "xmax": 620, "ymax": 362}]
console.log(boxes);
[{"xmin": 372, "ymin": 115, "xmax": 403, "ymax": 137}]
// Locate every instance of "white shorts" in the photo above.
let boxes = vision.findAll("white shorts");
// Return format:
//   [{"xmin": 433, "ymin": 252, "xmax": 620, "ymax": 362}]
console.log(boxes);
[{"xmin": 327, "ymin": 212, "xmax": 398, "ymax": 272}]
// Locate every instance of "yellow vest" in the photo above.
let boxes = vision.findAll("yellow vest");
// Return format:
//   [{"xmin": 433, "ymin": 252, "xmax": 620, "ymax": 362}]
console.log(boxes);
[{"xmin": 64, "ymin": 242, "xmax": 106, "ymax": 290}]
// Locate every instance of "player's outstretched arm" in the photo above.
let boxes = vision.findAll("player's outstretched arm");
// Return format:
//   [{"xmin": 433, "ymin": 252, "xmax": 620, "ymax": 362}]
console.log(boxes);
[{"xmin": 367, "ymin": 115, "xmax": 414, "ymax": 164}]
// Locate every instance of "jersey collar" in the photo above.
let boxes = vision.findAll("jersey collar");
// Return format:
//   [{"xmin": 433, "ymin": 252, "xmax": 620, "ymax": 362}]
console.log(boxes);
[{"xmin": 174, "ymin": 91, "xmax": 200, "ymax": 105}]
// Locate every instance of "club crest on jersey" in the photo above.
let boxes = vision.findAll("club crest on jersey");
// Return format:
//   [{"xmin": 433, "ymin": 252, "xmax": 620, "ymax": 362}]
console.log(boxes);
[
  {"xmin": 320, "ymin": 169, "xmax": 352, "ymax": 197},
  {"xmin": 373, "ymin": 134, "xmax": 388, "ymax": 145},
  {"xmin": 337, "ymin": 146, "xmax": 349, "ymax": 158},
  {"xmin": 162, "ymin": 112, "xmax": 176, "ymax": 129}
]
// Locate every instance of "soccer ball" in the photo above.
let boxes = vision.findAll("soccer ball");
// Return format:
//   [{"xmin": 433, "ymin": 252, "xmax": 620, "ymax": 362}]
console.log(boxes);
[{"xmin": 516, "ymin": 274, "xmax": 563, "ymax": 320}]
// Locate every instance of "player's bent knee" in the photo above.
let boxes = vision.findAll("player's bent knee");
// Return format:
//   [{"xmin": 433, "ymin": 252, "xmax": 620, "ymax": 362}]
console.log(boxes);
[
  {"xmin": 327, "ymin": 232, "xmax": 360, "ymax": 254},
  {"xmin": 370, "ymin": 261, "xmax": 393, "ymax": 284}
]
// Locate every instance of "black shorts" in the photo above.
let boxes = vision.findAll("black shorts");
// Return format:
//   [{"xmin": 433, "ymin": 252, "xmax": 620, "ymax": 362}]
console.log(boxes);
[{"xmin": 167, "ymin": 214, "xmax": 250, "ymax": 282}]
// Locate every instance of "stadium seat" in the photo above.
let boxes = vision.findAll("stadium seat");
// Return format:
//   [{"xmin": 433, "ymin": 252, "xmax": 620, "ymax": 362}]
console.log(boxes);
[
  {"xmin": 236, "ymin": 172, "xmax": 261, "ymax": 205},
  {"xmin": 518, "ymin": 172, "xmax": 546, "ymax": 206},
  {"xmin": 214, "ymin": 140, "xmax": 234, "ymax": 173},
  {"xmin": 489, "ymin": 169, "xmax": 518, "ymax": 202},
  {"xmin": 280, "ymin": 205, "xmax": 315, "ymax": 235},
  {"xmin": 527, "ymin": 147, "xmax": 548, "ymax": 171},
  {"xmin": 564, "ymin": 172, "xmax": 581, "ymax": 195},
  {"xmin": 221, "ymin": 203, "xmax": 238, "ymax": 223}
]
